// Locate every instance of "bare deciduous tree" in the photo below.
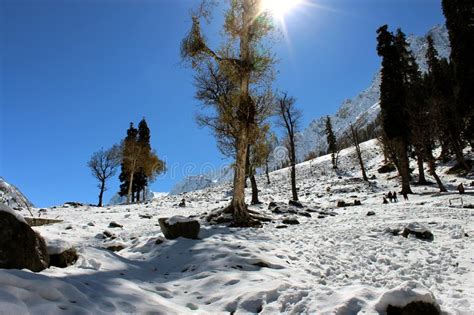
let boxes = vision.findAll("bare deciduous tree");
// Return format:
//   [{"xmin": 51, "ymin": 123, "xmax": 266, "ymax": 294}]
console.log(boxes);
[
  {"xmin": 349, "ymin": 124, "xmax": 368, "ymax": 181},
  {"xmin": 276, "ymin": 93, "xmax": 302, "ymax": 202},
  {"xmin": 88, "ymin": 145, "xmax": 121, "ymax": 207}
]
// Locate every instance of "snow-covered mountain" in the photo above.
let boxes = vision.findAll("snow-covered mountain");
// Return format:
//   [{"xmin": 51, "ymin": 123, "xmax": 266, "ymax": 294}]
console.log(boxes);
[
  {"xmin": 296, "ymin": 24, "xmax": 450, "ymax": 161},
  {"xmin": 0, "ymin": 177, "xmax": 34, "ymax": 210},
  {"xmin": 170, "ymin": 24, "xmax": 450, "ymax": 195},
  {"xmin": 170, "ymin": 165, "xmax": 234, "ymax": 195}
]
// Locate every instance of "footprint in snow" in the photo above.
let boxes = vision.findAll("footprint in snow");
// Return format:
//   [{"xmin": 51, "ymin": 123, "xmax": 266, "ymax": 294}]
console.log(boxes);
[
  {"xmin": 117, "ymin": 301, "xmax": 137, "ymax": 313},
  {"xmin": 156, "ymin": 291, "xmax": 173, "ymax": 299},
  {"xmin": 98, "ymin": 300, "xmax": 116, "ymax": 312},
  {"xmin": 225, "ymin": 279, "xmax": 240, "ymax": 286}
]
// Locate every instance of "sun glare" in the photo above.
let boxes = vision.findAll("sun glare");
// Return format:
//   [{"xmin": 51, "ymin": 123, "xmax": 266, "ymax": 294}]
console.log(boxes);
[{"xmin": 262, "ymin": 0, "xmax": 304, "ymax": 20}]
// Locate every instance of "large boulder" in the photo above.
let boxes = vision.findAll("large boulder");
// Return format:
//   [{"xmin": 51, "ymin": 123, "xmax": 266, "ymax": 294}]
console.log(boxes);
[
  {"xmin": 386, "ymin": 301, "xmax": 440, "ymax": 315},
  {"xmin": 0, "ymin": 204, "xmax": 50, "ymax": 272},
  {"xmin": 159, "ymin": 216, "xmax": 200, "ymax": 240},
  {"xmin": 375, "ymin": 281, "xmax": 441, "ymax": 315}
]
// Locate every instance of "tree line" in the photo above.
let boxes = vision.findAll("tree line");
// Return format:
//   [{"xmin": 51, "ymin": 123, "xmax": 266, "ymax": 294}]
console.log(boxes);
[
  {"xmin": 88, "ymin": 118, "xmax": 165, "ymax": 207},
  {"xmin": 376, "ymin": 0, "xmax": 473, "ymax": 194}
]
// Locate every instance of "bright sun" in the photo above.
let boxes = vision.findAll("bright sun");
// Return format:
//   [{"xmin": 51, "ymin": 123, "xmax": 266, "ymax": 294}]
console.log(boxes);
[{"xmin": 262, "ymin": 0, "xmax": 303, "ymax": 19}]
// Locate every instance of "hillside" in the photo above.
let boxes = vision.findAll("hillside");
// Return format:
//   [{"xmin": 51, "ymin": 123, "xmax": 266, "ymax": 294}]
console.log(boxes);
[
  {"xmin": 171, "ymin": 24, "xmax": 451, "ymax": 194},
  {"xmin": 296, "ymin": 24, "xmax": 450, "ymax": 161},
  {"xmin": 0, "ymin": 177, "xmax": 34, "ymax": 210},
  {"xmin": 2, "ymin": 139, "xmax": 473, "ymax": 314}
]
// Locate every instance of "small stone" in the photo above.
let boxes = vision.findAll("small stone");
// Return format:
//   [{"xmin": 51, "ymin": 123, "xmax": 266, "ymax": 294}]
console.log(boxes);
[
  {"xmin": 103, "ymin": 231, "xmax": 114, "ymax": 238},
  {"xmin": 268, "ymin": 202, "xmax": 278, "ymax": 210},
  {"xmin": 106, "ymin": 245, "xmax": 125, "ymax": 252},
  {"xmin": 49, "ymin": 248, "xmax": 79, "ymax": 268},
  {"xmin": 367, "ymin": 211, "xmax": 375, "ymax": 216},
  {"xmin": 402, "ymin": 223, "xmax": 434, "ymax": 241},
  {"xmin": 109, "ymin": 222, "xmax": 123, "ymax": 228},
  {"xmin": 289, "ymin": 200, "xmax": 303, "ymax": 208},
  {"xmin": 337, "ymin": 200, "xmax": 346, "ymax": 208},
  {"xmin": 282, "ymin": 218, "xmax": 299, "ymax": 225}
]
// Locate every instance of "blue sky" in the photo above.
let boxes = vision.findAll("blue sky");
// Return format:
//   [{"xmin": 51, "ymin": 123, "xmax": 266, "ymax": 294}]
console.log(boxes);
[{"xmin": 1, "ymin": 0, "xmax": 444, "ymax": 207}]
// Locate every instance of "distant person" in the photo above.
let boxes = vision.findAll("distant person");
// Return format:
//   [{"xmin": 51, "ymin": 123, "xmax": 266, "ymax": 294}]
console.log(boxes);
[
  {"xmin": 179, "ymin": 199, "xmax": 186, "ymax": 207},
  {"xmin": 458, "ymin": 183, "xmax": 465, "ymax": 195},
  {"xmin": 387, "ymin": 191, "xmax": 393, "ymax": 203},
  {"xmin": 393, "ymin": 192, "xmax": 398, "ymax": 202}
]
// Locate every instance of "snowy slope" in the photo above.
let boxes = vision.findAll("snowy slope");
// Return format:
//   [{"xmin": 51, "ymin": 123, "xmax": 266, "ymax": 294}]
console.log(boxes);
[
  {"xmin": 170, "ymin": 165, "xmax": 234, "ymax": 195},
  {"xmin": 2, "ymin": 139, "xmax": 473, "ymax": 314},
  {"xmin": 296, "ymin": 24, "xmax": 450, "ymax": 161},
  {"xmin": 0, "ymin": 176, "xmax": 34, "ymax": 210}
]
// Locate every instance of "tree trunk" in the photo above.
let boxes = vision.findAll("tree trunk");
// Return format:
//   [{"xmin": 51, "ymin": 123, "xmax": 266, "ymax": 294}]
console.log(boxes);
[
  {"xmin": 136, "ymin": 189, "xmax": 140, "ymax": 203},
  {"xmin": 451, "ymin": 135, "xmax": 470, "ymax": 172},
  {"xmin": 98, "ymin": 179, "xmax": 105, "ymax": 207},
  {"xmin": 416, "ymin": 152, "xmax": 427, "ymax": 185},
  {"xmin": 357, "ymin": 149, "xmax": 368, "ymax": 181},
  {"xmin": 250, "ymin": 175, "xmax": 260, "ymax": 205},
  {"xmin": 246, "ymin": 145, "xmax": 260, "ymax": 205},
  {"xmin": 427, "ymin": 152, "xmax": 447, "ymax": 192},
  {"xmin": 265, "ymin": 159, "xmax": 271, "ymax": 184},
  {"xmin": 439, "ymin": 138, "xmax": 450, "ymax": 161},
  {"xmin": 227, "ymin": 0, "xmax": 254, "ymax": 226},
  {"xmin": 127, "ymin": 171, "xmax": 135, "ymax": 204},
  {"xmin": 230, "ymin": 127, "xmax": 251, "ymax": 225},
  {"xmin": 351, "ymin": 125, "xmax": 368, "ymax": 181},
  {"xmin": 290, "ymin": 139, "xmax": 298, "ymax": 202},
  {"xmin": 397, "ymin": 139, "xmax": 413, "ymax": 194}
]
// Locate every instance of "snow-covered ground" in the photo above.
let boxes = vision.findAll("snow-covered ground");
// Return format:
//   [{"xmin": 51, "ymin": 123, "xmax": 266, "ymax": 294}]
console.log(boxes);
[{"xmin": 1, "ymin": 140, "xmax": 473, "ymax": 314}]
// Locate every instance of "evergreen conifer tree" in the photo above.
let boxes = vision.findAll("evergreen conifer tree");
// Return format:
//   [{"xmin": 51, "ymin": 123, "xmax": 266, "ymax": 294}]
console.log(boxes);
[
  {"xmin": 118, "ymin": 123, "xmax": 138, "ymax": 200},
  {"xmin": 442, "ymin": 0, "xmax": 474, "ymax": 151},
  {"xmin": 134, "ymin": 118, "xmax": 152, "ymax": 202},
  {"xmin": 325, "ymin": 116, "xmax": 338, "ymax": 170},
  {"xmin": 376, "ymin": 25, "xmax": 412, "ymax": 194}
]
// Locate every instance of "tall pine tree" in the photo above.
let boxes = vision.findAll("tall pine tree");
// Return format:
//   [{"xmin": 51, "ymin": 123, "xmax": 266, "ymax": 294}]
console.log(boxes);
[
  {"xmin": 376, "ymin": 25, "xmax": 412, "ymax": 194},
  {"xmin": 442, "ymin": 0, "xmax": 474, "ymax": 152},
  {"xmin": 394, "ymin": 29, "xmax": 428, "ymax": 185},
  {"xmin": 133, "ymin": 118, "xmax": 152, "ymax": 202},
  {"xmin": 119, "ymin": 123, "xmax": 138, "ymax": 201},
  {"xmin": 325, "ymin": 116, "xmax": 338, "ymax": 170},
  {"xmin": 425, "ymin": 36, "xmax": 469, "ymax": 171}
]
